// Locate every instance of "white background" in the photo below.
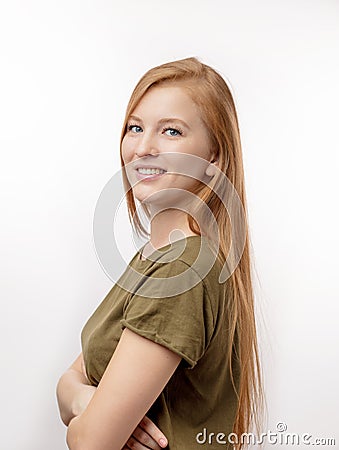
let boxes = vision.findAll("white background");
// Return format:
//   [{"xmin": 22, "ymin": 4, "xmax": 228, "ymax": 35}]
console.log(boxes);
[{"xmin": 1, "ymin": 1, "xmax": 338, "ymax": 449}]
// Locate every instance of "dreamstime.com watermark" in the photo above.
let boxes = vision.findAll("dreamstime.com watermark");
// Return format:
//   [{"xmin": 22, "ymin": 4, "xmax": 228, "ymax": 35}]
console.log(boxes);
[{"xmin": 195, "ymin": 422, "xmax": 336, "ymax": 446}]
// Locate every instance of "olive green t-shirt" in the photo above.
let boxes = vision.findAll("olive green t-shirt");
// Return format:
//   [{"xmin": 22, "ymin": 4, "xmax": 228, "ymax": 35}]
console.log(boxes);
[{"xmin": 81, "ymin": 235, "xmax": 239, "ymax": 450}]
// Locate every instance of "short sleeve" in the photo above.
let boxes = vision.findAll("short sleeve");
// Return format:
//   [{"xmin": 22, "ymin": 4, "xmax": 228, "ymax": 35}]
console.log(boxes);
[{"xmin": 120, "ymin": 260, "xmax": 216, "ymax": 369}]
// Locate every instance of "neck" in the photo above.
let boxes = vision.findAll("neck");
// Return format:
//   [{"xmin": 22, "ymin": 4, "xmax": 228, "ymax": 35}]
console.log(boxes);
[{"xmin": 148, "ymin": 209, "xmax": 197, "ymax": 249}]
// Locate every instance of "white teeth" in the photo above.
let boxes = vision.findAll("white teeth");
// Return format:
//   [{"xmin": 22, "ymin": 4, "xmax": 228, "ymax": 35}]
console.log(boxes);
[{"xmin": 137, "ymin": 168, "xmax": 166, "ymax": 175}]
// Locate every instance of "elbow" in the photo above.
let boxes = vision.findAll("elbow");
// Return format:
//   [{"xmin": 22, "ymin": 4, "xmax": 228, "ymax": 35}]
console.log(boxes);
[
  {"xmin": 66, "ymin": 438, "xmax": 120, "ymax": 450},
  {"xmin": 66, "ymin": 417, "xmax": 120, "ymax": 450},
  {"xmin": 60, "ymin": 411, "xmax": 71, "ymax": 428},
  {"xmin": 56, "ymin": 378, "xmax": 72, "ymax": 427},
  {"xmin": 66, "ymin": 417, "xmax": 88, "ymax": 450}
]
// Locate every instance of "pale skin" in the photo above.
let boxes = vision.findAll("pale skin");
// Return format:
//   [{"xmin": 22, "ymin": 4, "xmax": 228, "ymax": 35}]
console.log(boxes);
[
  {"xmin": 57, "ymin": 337, "xmax": 179, "ymax": 450},
  {"xmin": 56, "ymin": 84, "xmax": 219, "ymax": 450}
]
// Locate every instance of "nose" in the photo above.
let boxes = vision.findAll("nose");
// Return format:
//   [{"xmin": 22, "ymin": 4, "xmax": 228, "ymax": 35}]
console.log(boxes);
[{"xmin": 135, "ymin": 132, "xmax": 158, "ymax": 158}]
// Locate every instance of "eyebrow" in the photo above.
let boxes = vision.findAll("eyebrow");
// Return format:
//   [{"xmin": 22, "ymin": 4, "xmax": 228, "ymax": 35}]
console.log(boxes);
[{"xmin": 128, "ymin": 115, "xmax": 190, "ymax": 129}]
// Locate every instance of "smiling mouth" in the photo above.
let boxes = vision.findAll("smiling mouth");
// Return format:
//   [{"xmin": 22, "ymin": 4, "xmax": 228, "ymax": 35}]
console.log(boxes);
[{"xmin": 136, "ymin": 168, "xmax": 167, "ymax": 175}]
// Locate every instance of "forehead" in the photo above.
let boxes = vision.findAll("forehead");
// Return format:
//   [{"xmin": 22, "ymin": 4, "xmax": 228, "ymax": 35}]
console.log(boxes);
[{"xmin": 131, "ymin": 85, "xmax": 202, "ymax": 123}]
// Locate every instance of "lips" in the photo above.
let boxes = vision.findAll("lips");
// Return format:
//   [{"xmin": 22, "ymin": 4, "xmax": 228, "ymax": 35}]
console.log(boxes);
[
  {"xmin": 134, "ymin": 166, "xmax": 167, "ymax": 181},
  {"xmin": 136, "ymin": 168, "xmax": 166, "ymax": 175},
  {"xmin": 135, "ymin": 164, "xmax": 167, "ymax": 172}
]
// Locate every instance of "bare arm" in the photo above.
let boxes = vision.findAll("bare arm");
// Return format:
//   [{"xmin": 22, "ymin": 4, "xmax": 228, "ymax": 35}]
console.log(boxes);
[
  {"xmin": 56, "ymin": 353, "xmax": 96, "ymax": 426},
  {"xmin": 66, "ymin": 328, "xmax": 182, "ymax": 450},
  {"xmin": 57, "ymin": 351, "xmax": 169, "ymax": 449}
]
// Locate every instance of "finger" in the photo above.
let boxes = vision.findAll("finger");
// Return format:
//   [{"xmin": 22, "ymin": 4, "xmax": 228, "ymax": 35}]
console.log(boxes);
[
  {"xmin": 126, "ymin": 434, "xmax": 157, "ymax": 450},
  {"xmin": 132, "ymin": 427, "xmax": 162, "ymax": 450},
  {"xmin": 138, "ymin": 416, "xmax": 168, "ymax": 448}
]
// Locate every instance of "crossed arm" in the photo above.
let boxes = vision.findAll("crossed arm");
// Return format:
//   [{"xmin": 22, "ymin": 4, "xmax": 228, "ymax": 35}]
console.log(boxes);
[{"xmin": 57, "ymin": 327, "xmax": 182, "ymax": 450}]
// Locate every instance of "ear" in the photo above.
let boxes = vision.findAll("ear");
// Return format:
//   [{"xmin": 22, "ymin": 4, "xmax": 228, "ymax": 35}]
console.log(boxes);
[{"xmin": 205, "ymin": 156, "xmax": 219, "ymax": 177}]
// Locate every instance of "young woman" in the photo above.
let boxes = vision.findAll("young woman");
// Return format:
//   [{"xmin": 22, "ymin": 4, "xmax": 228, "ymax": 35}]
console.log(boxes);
[{"xmin": 56, "ymin": 57, "xmax": 263, "ymax": 450}]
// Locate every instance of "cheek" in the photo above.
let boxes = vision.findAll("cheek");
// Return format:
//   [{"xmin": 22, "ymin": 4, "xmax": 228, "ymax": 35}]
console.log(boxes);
[
  {"xmin": 175, "ymin": 136, "xmax": 211, "ymax": 160},
  {"xmin": 164, "ymin": 173, "xmax": 202, "ymax": 196},
  {"xmin": 121, "ymin": 138, "xmax": 134, "ymax": 163},
  {"xmin": 185, "ymin": 143, "xmax": 211, "ymax": 160}
]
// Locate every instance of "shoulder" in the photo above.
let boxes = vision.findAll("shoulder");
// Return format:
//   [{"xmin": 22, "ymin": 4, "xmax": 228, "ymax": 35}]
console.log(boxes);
[
  {"xmin": 127, "ymin": 235, "xmax": 226, "ymax": 300},
  {"xmin": 159, "ymin": 235, "xmax": 224, "ymax": 288},
  {"xmin": 147, "ymin": 235, "xmax": 219, "ymax": 273}
]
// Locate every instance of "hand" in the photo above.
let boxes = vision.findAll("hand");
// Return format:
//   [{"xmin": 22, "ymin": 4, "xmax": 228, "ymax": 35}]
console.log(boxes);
[{"xmin": 123, "ymin": 415, "xmax": 168, "ymax": 449}]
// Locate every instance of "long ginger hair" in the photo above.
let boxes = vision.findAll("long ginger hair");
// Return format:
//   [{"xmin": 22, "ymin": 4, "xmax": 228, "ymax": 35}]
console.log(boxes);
[{"xmin": 119, "ymin": 57, "xmax": 264, "ymax": 447}]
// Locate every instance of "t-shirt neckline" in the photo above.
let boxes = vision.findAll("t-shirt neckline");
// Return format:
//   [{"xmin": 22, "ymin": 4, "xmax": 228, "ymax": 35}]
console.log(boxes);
[{"xmin": 136, "ymin": 235, "xmax": 203, "ymax": 265}]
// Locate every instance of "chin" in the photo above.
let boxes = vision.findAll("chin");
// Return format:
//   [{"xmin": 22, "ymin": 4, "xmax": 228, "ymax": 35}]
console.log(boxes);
[{"xmin": 132, "ymin": 187, "xmax": 156, "ymax": 202}]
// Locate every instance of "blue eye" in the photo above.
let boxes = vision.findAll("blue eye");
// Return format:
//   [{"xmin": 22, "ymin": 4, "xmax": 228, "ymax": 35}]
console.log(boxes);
[
  {"xmin": 128, "ymin": 124, "xmax": 142, "ymax": 133},
  {"xmin": 163, "ymin": 127, "xmax": 183, "ymax": 137}
]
